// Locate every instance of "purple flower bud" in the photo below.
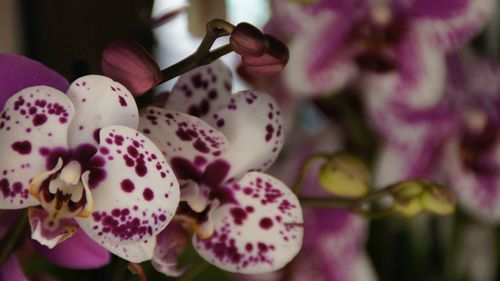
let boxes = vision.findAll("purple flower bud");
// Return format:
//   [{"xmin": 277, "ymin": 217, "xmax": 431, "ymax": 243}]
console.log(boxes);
[
  {"xmin": 101, "ymin": 39, "xmax": 162, "ymax": 96},
  {"xmin": 241, "ymin": 35, "xmax": 290, "ymax": 76},
  {"xmin": 230, "ymin": 22, "xmax": 268, "ymax": 56}
]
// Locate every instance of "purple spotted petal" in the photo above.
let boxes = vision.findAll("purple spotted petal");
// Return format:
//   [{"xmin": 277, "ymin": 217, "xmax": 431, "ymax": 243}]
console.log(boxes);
[
  {"xmin": 284, "ymin": 12, "xmax": 358, "ymax": 96},
  {"xmin": 203, "ymin": 91, "xmax": 284, "ymax": 181},
  {"xmin": 444, "ymin": 137, "xmax": 500, "ymax": 223},
  {"xmin": 36, "ymin": 229, "xmax": 111, "ymax": 269},
  {"xmin": 0, "ymin": 54, "xmax": 68, "ymax": 109},
  {"xmin": 76, "ymin": 126, "xmax": 179, "ymax": 262},
  {"xmin": 66, "ymin": 75, "xmax": 139, "ymax": 148},
  {"xmin": 0, "ymin": 86, "xmax": 75, "ymax": 209},
  {"xmin": 0, "ymin": 256, "xmax": 27, "ymax": 281},
  {"xmin": 29, "ymin": 207, "xmax": 79, "ymax": 248},
  {"xmin": 152, "ymin": 222, "xmax": 189, "ymax": 277},
  {"xmin": 415, "ymin": 0, "xmax": 494, "ymax": 50},
  {"xmin": 101, "ymin": 239, "xmax": 156, "ymax": 263},
  {"xmin": 193, "ymin": 172, "xmax": 303, "ymax": 274},
  {"xmin": 138, "ymin": 108, "xmax": 228, "ymax": 171},
  {"xmin": 165, "ymin": 61, "xmax": 232, "ymax": 119}
]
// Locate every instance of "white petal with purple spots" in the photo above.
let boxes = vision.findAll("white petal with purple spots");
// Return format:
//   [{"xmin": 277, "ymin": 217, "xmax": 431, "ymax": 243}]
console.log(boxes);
[
  {"xmin": 193, "ymin": 172, "xmax": 303, "ymax": 274},
  {"xmin": 104, "ymin": 238, "xmax": 157, "ymax": 263},
  {"xmin": 66, "ymin": 75, "xmax": 139, "ymax": 147},
  {"xmin": 139, "ymin": 108, "xmax": 228, "ymax": 169},
  {"xmin": 204, "ymin": 91, "xmax": 284, "ymax": 181},
  {"xmin": 0, "ymin": 86, "xmax": 75, "ymax": 208},
  {"xmin": 76, "ymin": 125, "xmax": 180, "ymax": 248},
  {"xmin": 165, "ymin": 61, "xmax": 232, "ymax": 118}
]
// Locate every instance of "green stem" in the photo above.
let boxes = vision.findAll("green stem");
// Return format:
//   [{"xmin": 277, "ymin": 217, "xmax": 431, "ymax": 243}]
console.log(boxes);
[
  {"xmin": 0, "ymin": 209, "xmax": 28, "ymax": 266},
  {"xmin": 177, "ymin": 261, "xmax": 210, "ymax": 281},
  {"xmin": 292, "ymin": 153, "xmax": 330, "ymax": 195},
  {"xmin": 299, "ymin": 197, "xmax": 355, "ymax": 209}
]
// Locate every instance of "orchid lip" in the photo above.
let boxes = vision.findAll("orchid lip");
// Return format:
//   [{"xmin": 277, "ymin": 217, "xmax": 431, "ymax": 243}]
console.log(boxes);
[{"xmin": 29, "ymin": 157, "xmax": 93, "ymax": 229}]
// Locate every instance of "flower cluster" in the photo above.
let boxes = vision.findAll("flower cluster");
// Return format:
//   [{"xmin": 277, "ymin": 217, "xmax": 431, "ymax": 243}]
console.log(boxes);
[{"xmin": 0, "ymin": 51, "xmax": 303, "ymax": 278}]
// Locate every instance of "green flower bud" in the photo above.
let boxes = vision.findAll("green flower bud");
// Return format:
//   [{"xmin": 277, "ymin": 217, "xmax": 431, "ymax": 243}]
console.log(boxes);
[
  {"xmin": 393, "ymin": 197, "xmax": 423, "ymax": 217},
  {"xmin": 421, "ymin": 185, "xmax": 455, "ymax": 215},
  {"xmin": 318, "ymin": 152, "xmax": 371, "ymax": 198}
]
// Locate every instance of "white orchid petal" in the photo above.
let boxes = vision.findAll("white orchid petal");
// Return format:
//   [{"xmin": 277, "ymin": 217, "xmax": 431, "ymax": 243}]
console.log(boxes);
[
  {"xmin": 0, "ymin": 86, "xmax": 74, "ymax": 208},
  {"xmin": 193, "ymin": 172, "xmax": 303, "ymax": 274},
  {"xmin": 105, "ymin": 238, "xmax": 156, "ymax": 263},
  {"xmin": 66, "ymin": 75, "xmax": 139, "ymax": 147},
  {"xmin": 204, "ymin": 91, "xmax": 284, "ymax": 181},
  {"xmin": 76, "ymin": 125, "xmax": 180, "ymax": 249},
  {"xmin": 165, "ymin": 61, "xmax": 232, "ymax": 118},
  {"xmin": 139, "ymin": 108, "xmax": 228, "ymax": 171}
]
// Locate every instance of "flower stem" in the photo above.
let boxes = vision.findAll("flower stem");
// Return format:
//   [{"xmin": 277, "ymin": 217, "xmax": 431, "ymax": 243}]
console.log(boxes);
[
  {"xmin": 292, "ymin": 153, "xmax": 330, "ymax": 195},
  {"xmin": 160, "ymin": 19, "xmax": 235, "ymax": 83},
  {"xmin": 177, "ymin": 260, "xmax": 210, "ymax": 281},
  {"xmin": 299, "ymin": 197, "xmax": 355, "ymax": 209},
  {"xmin": 0, "ymin": 209, "xmax": 28, "ymax": 266}
]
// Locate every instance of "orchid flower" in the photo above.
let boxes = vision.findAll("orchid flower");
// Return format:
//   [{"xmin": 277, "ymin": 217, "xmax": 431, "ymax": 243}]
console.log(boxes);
[
  {"xmin": 0, "ymin": 54, "xmax": 180, "ymax": 263},
  {"xmin": 272, "ymin": 0, "xmax": 493, "ymax": 109},
  {"xmin": 139, "ymin": 60, "xmax": 304, "ymax": 274},
  {"xmin": 254, "ymin": 123, "xmax": 376, "ymax": 281},
  {"xmin": 365, "ymin": 47, "xmax": 500, "ymax": 222},
  {"xmin": 441, "ymin": 51, "xmax": 500, "ymax": 223}
]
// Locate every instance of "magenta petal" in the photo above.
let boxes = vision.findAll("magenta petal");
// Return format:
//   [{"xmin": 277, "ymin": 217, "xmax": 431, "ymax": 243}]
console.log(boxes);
[
  {"xmin": 0, "ymin": 256, "xmax": 27, "ymax": 281},
  {"xmin": 0, "ymin": 54, "xmax": 68, "ymax": 109},
  {"xmin": 412, "ymin": 0, "xmax": 469, "ymax": 18},
  {"xmin": 36, "ymin": 230, "xmax": 111, "ymax": 269}
]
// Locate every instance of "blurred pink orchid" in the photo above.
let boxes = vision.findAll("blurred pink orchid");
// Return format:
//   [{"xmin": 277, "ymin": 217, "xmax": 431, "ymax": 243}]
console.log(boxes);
[{"xmin": 271, "ymin": 0, "xmax": 493, "ymax": 110}]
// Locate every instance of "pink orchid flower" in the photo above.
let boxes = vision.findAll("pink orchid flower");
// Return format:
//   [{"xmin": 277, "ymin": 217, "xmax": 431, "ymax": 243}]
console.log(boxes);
[{"xmin": 271, "ymin": 0, "xmax": 493, "ymax": 110}]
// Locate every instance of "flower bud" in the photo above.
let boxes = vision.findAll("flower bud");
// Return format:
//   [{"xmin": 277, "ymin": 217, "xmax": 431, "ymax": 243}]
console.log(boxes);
[
  {"xmin": 230, "ymin": 23, "xmax": 268, "ymax": 56},
  {"xmin": 318, "ymin": 152, "xmax": 371, "ymax": 198},
  {"xmin": 241, "ymin": 35, "xmax": 290, "ymax": 76},
  {"xmin": 421, "ymin": 185, "xmax": 455, "ymax": 215},
  {"xmin": 391, "ymin": 181, "xmax": 426, "ymax": 217},
  {"xmin": 393, "ymin": 197, "xmax": 423, "ymax": 218},
  {"xmin": 392, "ymin": 181, "xmax": 425, "ymax": 199},
  {"xmin": 101, "ymin": 39, "xmax": 162, "ymax": 96}
]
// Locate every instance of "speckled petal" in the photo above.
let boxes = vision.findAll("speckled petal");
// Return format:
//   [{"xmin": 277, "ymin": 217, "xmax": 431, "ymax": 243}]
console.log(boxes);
[
  {"xmin": 0, "ymin": 86, "xmax": 75, "ymax": 208},
  {"xmin": 416, "ymin": 0, "xmax": 494, "ymax": 50},
  {"xmin": 193, "ymin": 172, "xmax": 303, "ymax": 274},
  {"xmin": 104, "ymin": 238, "xmax": 156, "ymax": 263},
  {"xmin": 138, "ymin": 108, "xmax": 228, "ymax": 169},
  {"xmin": 76, "ymin": 126, "xmax": 180, "ymax": 252},
  {"xmin": 165, "ymin": 61, "xmax": 232, "ymax": 118},
  {"xmin": 204, "ymin": 91, "xmax": 284, "ymax": 181},
  {"xmin": 66, "ymin": 75, "xmax": 139, "ymax": 148},
  {"xmin": 284, "ymin": 12, "xmax": 357, "ymax": 96}
]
